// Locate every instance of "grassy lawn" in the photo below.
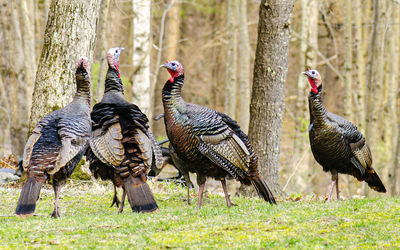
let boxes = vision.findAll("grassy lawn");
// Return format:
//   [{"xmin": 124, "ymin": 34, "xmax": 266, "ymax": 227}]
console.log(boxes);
[{"xmin": 0, "ymin": 181, "xmax": 399, "ymax": 248}]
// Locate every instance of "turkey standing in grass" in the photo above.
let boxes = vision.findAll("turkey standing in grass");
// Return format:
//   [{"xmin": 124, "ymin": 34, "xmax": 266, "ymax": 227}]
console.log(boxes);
[
  {"xmin": 161, "ymin": 60, "xmax": 276, "ymax": 208},
  {"xmin": 16, "ymin": 57, "xmax": 92, "ymax": 218},
  {"xmin": 303, "ymin": 68, "xmax": 386, "ymax": 200},
  {"xmin": 86, "ymin": 47, "xmax": 162, "ymax": 213}
]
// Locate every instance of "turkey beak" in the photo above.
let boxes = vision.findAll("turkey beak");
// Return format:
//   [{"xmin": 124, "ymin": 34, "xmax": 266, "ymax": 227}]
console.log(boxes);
[
  {"xmin": 303, "ymin": 71, "xmax": 311, "ymax": 78},
  {"xmin": 160, "ymin": 63, "xmax": 168, "ymax": 68}
]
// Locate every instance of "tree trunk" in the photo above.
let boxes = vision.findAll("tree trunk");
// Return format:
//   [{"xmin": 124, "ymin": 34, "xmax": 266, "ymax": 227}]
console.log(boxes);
[
  {"xmin": 292, "ymin": 0, "xmax": 317, "ymax": 193},
  {"xmin": 343, "ymin": 0, "xmax": 352, "ymax": 121},
  {"xmin": 93, "ymin": 0, "xmax": 110, "ymax": 104},
  {"xmin": 29, "ymin": 0, "xmax": 100, "ymax": 131},
  {"xmin": 237, "ymin": 0, "xmax": 250, "ymax": 133},
  {"xmin": 153, "ymin": 0, "xmax": 181, "ymax": 135},
  {"xmin": 248, "ymin": 0, "xmax": 294, "ymax": 196},
  {"xmin": 354, "ymin": 0, "xmax": 367, "ymax": 132},
  {"xmin": 364, "ymin": 0, "xmax": 383, "ymax": 196},
  {"xmin": 18, "ymin": 0, "xmax": 36, "ymax": 118},
  {"xmin": 225, "ymin": 0, "xmax": 238, "ymax": 120},
  {"xmin": 132, "ymin": 0, "xmax": 152, "ymax": 118},
  {"xmin": 1, "ymin": 1, "xmax": 29, "ymax": 158},
  {"xmin": 388, "ymin": 2, "xmax": 399, "ymax": 196}
]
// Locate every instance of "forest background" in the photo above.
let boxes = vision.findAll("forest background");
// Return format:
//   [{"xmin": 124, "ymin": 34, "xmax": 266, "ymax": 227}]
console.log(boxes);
[{"xmin": 0, "ymin": 0, "xmax": 399, "ymax": 198}]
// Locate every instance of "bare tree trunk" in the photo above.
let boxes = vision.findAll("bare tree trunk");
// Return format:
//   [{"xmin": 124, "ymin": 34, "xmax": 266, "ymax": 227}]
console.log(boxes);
[
  {"xmin": 388, "ymin": 2, "xmax": 399, "ymax": 196},
  {"xmin": 29, "ymin": 0, "xmax": 100, "ymax": 131},
  {"xmin": 248, "ymin": 0, "xmax": 294, "ymax": 196},
  {"xmin": 364, "ymin": 0, "xmax": 384, "ymax": 196},
  {"xmin": 237, "ymin": 0, "xmax": 250, "ymax": 133},
  {"xmin": 354, "ymin": 0, "xmax": 368, "ymax": 132},
  {"xmin": 18, "ymin": 0, "xmax": 36, "ymax": 118},
  {"xmin": 291, "ymin": 0, "xmax": 317, "ymax": 193},
  {"xmin": 1, "ymin": 1, "xmax": 29, "ymax": 158},
  {"xmin": 343, "ymin": 0, "xmax": 352, "ymax": 121},
  {"xmin": 94, "ymin": 0, "xmax": 110, "ymax": 104},
  {"xmin": 153, "ymin": 0, "xmax": 180, "ymax": 135},
  {"xmin": 225, "ymin": 0, "xmax": 238, "ymax": 120},
  {"xmin": 132, "ymin": 0, "xmax": 152, "ymax": 118}
]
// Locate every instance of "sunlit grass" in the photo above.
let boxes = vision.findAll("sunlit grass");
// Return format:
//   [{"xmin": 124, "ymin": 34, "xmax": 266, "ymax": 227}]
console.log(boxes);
[{"xmin": 1, "ymin": 180, "xmax": 399, "ymax": 248}]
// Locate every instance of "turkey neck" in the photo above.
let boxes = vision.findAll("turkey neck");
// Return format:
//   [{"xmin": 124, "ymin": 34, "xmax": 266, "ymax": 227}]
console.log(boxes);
[
  {"xmin": 308, "ymin": 85, "xmax": 328, "ymax": 124},
  {"xmin": 162, "ymin": 75, "xmax": 185, "ymax": 110},
  {"xmin": 74, "ymin": 68, "xmax": 91, "ymax": 105},
  {"xmin": 104, "ymin": 67, "xmax": 124, "ymax": 94}
]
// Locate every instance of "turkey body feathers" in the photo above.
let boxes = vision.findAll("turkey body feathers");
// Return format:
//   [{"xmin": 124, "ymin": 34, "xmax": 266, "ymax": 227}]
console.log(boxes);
[{"xmin": 308, "ymin": 86, "xmax": 386, "ymax": 193}]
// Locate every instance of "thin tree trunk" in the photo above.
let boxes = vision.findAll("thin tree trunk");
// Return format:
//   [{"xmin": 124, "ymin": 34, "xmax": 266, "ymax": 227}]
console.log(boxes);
[
  {"xmin": 2, "ymin": 1, "xmax": 29, "ymax": 158},
  {"xmin": 364, "ymin": 0, "xmax": 384, "ymax": 196},
  {"xmin": 225, "ymin": 0, "xmax": 238, "ymax": 120},
  {"xmin": 292, "ymin": 0, "xmax": 317, "ymax": 193},
  {"xmin": 343, "ymin": 0, "xmax": 352, "ymax": 121},
  {"xmin": 248, "ymin": 0, "xmax": 294, "ymax": 196},
  {"xmin": 94, "ymin": 0, "xmax": 110, "ymax": 104},
  {"xmin": 354, "ymin": 0, "xmax": 367, "ymax": 132},
  {"xmin": 132, "ymin": 0, "xmax": 152, "ymax": 118},
  {"xmin": 237, "ymin": 0, "xmax": 250, "ymax": 133},
  {"xmin": 29, "ymin": 0, "xmax": 100, "ymax": 131},
  {"xmin": 153, "ymin": 0, "xmax": 180, "ymax": 134},
  {"xmin": 388, "ymin": 2, "xmax": 399, "ymax": 196},
  {"xmin": 18, "ymin": 0, "xmax": 36, "ymax": 119}
]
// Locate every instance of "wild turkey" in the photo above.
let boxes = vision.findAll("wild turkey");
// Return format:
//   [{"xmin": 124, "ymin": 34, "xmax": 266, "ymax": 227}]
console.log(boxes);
[
  {"xmin": 86, "ymin": 47, "xmax": 162, "ymax": 213},
  {"xmin": 161, "ymin": 60, "xmax": 276, "ymax": 208},
  {"xmin": 16, "ymin": 57, "xmax": 92, "ymax": 218},
  {"xmin": 303, "ymin": 68, "xmax": 386, "ymax": 200}
]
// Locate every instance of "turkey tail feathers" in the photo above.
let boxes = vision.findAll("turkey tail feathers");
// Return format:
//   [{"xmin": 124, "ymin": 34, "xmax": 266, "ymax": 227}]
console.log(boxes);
[
  {"xmin": 251, "ymin": 177, "xmax": 276, "ymax": 205},
  {"xmin": 123, "ymin": 175, "xmax": 158, "ymax": 213},
  {"xmin": 16, "ymin": 177, "xmax": 43, "ymax": 217},
  {"xmin": 365, "ymin": 171, "xmax": 386, "ymax": 193}
]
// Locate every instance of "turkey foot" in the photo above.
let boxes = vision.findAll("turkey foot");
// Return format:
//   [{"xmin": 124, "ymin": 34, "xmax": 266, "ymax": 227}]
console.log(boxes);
[
  {"xmin": 110, "ymin": 185, "xmax": 120, "ymax": 207},
  {"xmin": 118, "ymin": 189, "xmax": 126, "ymax": 213},
  {"xmin": 50, "ymin": 185, "xmax": 62, "ymax": 218},
  {"xmin": 221, "ymin": 179, "xmax": 237, "ymax": 207}
]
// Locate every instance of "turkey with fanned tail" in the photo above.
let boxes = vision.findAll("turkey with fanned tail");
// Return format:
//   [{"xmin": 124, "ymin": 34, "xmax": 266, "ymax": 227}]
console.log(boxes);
[{"xmin": 86, "ymin": 47, "xmax": 163, "ymax": 213}]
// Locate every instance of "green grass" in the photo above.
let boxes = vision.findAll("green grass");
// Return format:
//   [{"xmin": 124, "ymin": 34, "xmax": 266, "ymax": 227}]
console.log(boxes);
[{"xmin": 1, "ymin": 181, "xmax": 399, "ymax": 248}]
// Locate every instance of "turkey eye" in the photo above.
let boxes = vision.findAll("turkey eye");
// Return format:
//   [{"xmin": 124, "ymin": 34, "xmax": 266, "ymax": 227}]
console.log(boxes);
[
  {"xmin": 171, "ymin": 63, "xmax": 176, "ymax": 66},
  {"xmin": 311, "ymin": 71, "xmax": 315, "ymax": 75}
]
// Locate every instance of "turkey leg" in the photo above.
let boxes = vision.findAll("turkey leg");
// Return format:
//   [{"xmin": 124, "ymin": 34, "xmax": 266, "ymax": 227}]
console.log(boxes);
[
  {"xmin": 183, "ymin": 173, "xmax": 191, "ymax": 205},
  {"xmin": 327, "ymin": 171, "xmax": 339, "ymax": 201},
  {"xmin": 221, "ymin": 179, "xmax": 236, "ymax": 207},
  {"xmin": 51, "ymin": 185, "xmax": 62, "ymax": 218},
  {"xmin": 197, "ymin": 184, "xmax": 205, "ymax": 209},
  {"xmin": 118, "ymin": 189, "xmax": 126, "ymax": 213}
]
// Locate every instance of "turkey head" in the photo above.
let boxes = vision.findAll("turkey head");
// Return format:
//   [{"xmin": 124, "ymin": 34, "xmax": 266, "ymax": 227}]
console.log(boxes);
[
  {"xmin": 303, "ymin": 68, "xmax": 321, "ymax": 94},
  {"xmin": 160, "ymin": 60, "xmax": 184, "ymax": 82}
]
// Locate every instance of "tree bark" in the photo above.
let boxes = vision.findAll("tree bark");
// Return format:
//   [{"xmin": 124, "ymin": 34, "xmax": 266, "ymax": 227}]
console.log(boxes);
[
  {"xmin": 29, "ymin": 0, "xmax": 100, "ymax": 131},
  {"xmin": 248, "ymin": 0, "xmax": 294, "ymax": 196},
  {"xmin": 225, "ymin": 0, "xmax": 238, "ymax": 120},
  {"xmin": 132, "ymin": 0, "xmax": 152, "ymax": 118},
  {"xmin": 237, "ymin": 0, "xmax": 250, "ymax": 133}
]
